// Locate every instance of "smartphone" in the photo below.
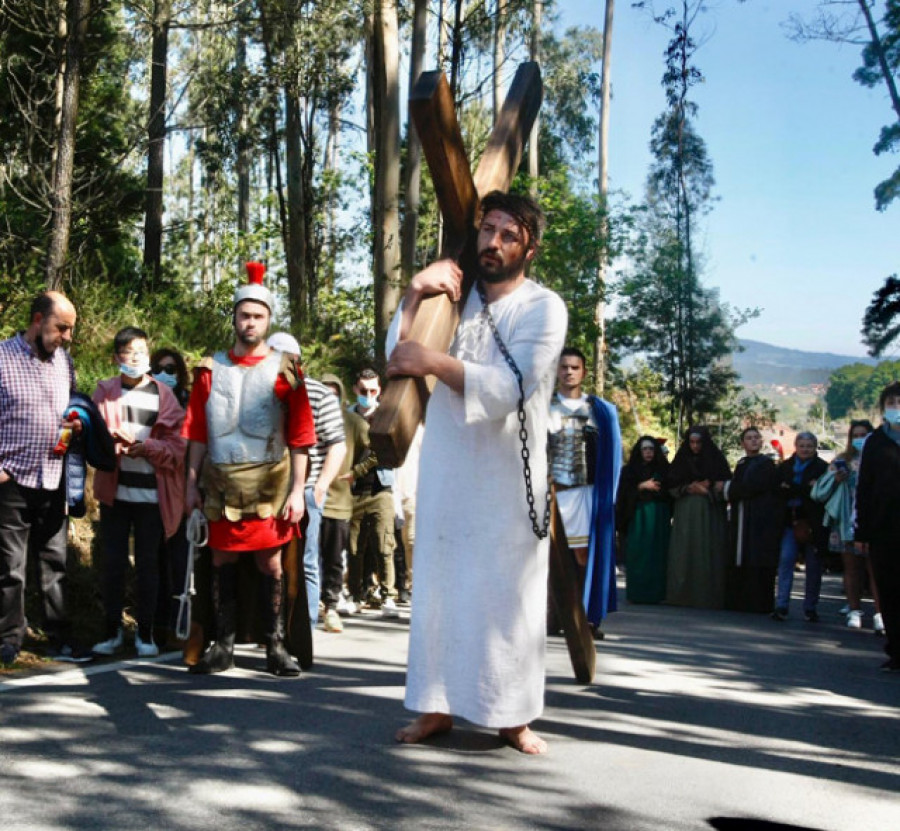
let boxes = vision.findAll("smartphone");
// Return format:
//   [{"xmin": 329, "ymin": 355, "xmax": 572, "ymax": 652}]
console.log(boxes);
[{"xmin": 833, "ymin": 459, "xmax": 848, "ymax": 472}]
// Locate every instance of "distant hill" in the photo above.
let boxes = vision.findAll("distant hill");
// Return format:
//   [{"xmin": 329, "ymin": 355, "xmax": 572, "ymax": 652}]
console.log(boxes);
[{"xmin": 734, "ymin": 339, "xmax": 877, "ymax": 386}]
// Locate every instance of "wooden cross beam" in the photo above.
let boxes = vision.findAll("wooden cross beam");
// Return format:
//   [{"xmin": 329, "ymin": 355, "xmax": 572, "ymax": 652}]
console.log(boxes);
[{"xmin": 370, "ymin": 62, "xmax": 542, "ymax": 469}]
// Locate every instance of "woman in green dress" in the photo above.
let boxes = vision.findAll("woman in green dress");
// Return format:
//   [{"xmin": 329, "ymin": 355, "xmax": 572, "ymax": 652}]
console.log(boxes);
[
  {"xmin": 666, "ymin": 427, "xmax": 732, "ymax": 609},
  {"xmin": 617, "ymin": 436, "xmax": 671, "ymax": 603}
]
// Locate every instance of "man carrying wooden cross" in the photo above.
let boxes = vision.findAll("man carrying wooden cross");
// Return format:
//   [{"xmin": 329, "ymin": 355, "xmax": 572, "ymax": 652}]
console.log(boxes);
[{"xmin": 387, "ymin": 191, "xmax": 567, "ymax": 755}]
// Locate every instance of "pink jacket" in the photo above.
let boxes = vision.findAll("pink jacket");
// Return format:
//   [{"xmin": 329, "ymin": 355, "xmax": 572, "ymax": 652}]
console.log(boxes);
[{"xmin": 92, "ymin": 376, "xmax": 187, "ymax": 539}]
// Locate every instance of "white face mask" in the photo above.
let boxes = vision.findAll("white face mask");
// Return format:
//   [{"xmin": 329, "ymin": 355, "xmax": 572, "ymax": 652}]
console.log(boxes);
[
  {"xmin": 120, "ymin": 362, "xmax": 150, "ymax": 379},
  {"xmin": 884, "ymin": 408, "xmax": 900, "ymax": 426}
]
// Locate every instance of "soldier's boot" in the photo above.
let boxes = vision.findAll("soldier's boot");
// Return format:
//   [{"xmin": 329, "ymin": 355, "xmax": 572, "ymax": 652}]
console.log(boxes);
[
  {"xmin": 189, "ymin": 563, "xmax": 236, "ymax": 674},
  {"xmin": 262, "ymin": 574, "xmax": 300, "ymax": 677}
]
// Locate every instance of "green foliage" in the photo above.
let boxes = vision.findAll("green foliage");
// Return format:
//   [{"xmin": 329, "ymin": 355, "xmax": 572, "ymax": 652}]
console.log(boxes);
[
  {"xmin": 539, "ymin": 26, "xmax": 604, "ymax": 166},
  {"xmin": 301, "ymin": 281, "xmax": 376, "ymax": 379},
  {"xmin": 862, "ymin": 273, "xmax": 900, "ymax": 356},
  {"xmin": 527, "ymin": 169, "xmax": 608, "ymax": 360},
  {"xmin": 612, "ymin": 362, "xmax": 679, "ymax": 451},
  {"xmin": 0, "ymin": 0, "xmax": 144, "ymax": 289},
  {"xmin": 825, "ymin": 359, "xmax": 900, "ymax": 418},
  {"xmin": 852, "ymin": 0, "xmax": 900, "ymax": 210}
]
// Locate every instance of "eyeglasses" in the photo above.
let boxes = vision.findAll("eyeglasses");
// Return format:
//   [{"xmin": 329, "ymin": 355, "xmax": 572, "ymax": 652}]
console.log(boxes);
[{"xmin": 155, "ymin": 364, "xmax": 177, "ymax": 375}]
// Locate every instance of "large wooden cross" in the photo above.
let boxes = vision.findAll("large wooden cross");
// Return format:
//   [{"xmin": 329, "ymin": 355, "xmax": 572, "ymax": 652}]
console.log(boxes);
[
  {"xmin": 370, "ymin": 63, "xmax": 596, "ymax": 685},
  {"xmin": 369, "ymin": 62, "xmax": 542, "ymax": 468}
]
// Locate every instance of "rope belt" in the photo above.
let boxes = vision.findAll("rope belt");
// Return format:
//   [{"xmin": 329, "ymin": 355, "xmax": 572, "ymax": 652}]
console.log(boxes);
[{"xmin": 175, "ymin": 509, "xmax": 209, "ymax": 641}]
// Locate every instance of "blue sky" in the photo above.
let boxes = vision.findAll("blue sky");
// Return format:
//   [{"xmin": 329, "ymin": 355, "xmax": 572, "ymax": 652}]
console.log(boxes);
[{"xmin": 555, "ymin": 0, "xmax": 900, "ymax": 357}]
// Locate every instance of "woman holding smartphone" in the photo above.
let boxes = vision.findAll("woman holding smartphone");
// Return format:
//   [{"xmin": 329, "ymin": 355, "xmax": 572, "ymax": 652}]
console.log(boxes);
[{"xmin": 813, "ymin": 419, "xmax": 882, "ymax": 633}]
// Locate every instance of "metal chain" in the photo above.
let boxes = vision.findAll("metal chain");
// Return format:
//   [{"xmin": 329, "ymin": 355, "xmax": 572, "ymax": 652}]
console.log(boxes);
[{"xmin": 476, "ymin": 281, "xmax": 552, "ymax": 540}]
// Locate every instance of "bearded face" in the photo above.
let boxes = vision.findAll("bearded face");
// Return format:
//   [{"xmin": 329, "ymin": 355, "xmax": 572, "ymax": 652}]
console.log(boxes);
[{"xmin": 475, "ymin": 210, "xmax": 533, "ymax": 284}]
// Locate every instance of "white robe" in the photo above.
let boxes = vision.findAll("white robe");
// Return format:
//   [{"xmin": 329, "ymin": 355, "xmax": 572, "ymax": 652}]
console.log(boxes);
[{"xmin": 399, "ymin": 279, "xmax": 567, "ymax": 728}]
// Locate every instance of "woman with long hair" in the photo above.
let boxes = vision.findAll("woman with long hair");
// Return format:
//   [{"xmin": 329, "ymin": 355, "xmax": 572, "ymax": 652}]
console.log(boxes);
[
  {"xmin": 149, "ymin": 347, "xmax": 192, "ymax": 645},
  {"xmin": 814, "ymin": 419, "xmax": 882, "ymax": 632},
  {"xmin": 666, "ymin": 426, "xmax": 732, "ymax": 609}
]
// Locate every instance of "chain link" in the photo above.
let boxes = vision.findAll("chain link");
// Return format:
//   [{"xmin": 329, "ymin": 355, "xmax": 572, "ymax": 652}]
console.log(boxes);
[{"xmin": 476, "ymin": 281, "xmax": 552, "ymax": 540}]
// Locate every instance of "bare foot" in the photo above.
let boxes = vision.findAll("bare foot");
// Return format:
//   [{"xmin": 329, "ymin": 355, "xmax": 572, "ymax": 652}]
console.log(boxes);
[
  {"xmin": 499, "ymin": 725, "xmax": 548, "ymax": 755},
  {"xmin": 395, "ymin": 713, "xmax": 454, "ymax": 744}
]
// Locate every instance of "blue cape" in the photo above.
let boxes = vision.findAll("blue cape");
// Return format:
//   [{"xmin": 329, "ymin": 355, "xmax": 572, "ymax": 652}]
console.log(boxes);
[{"xmin": 582, "ymin": 396, "xmax": 622, "ymax": 625}]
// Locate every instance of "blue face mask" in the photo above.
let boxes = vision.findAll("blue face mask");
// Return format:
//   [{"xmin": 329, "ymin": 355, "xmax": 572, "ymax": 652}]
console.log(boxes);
[
  {"xmin": 120, "ymin": 362, "xmax": 150, "ymax": 379},
  {"xmin": 885, "ymin": 409, "xmax": 900, "ymax": 426},
  {"xmin": 851, "ymin": 437, "xmax": 867, "ymax": 452},
  {"xmin": 357, "ymin": 394, "xmax": 376, "ymax": 409},
  {"xmin": 152, "ymin": 371, "xmax": 178, "ymax": 389}
]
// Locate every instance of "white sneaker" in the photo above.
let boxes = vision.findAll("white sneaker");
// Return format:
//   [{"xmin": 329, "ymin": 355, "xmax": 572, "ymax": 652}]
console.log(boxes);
[
  {"xmin": 846, "ymin": 610, "xmax": 863, "ymax": 629},
  {"xmin": 873, "ymin": 612, "xmax": 885, "ymax": 635},
  {"xmin": 381, "ymin": 598, "xmax": 400, "ymax": 619},
  {"xmin": 92, "ymin": 628, "xmax": 124, "ymax": 656},
  {"xmin": 336, "ymin": 595, "xmax": 357, "ymax": 616},
  {"xmin": 135, "ymin": 633, "xmax": 159, "ymax": 658},
  {"xmin": 323, "ymin": 608, "xmax": 344, "ymax": 633}
]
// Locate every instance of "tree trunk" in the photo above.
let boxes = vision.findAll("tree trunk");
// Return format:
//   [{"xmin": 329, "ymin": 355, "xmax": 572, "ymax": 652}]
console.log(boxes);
[
  {"xmin": 528, "ymin": 0, "xmax": 542, "ymax": 188},
  {"xmin": 493, "ymin": 0, "xmax": 508, "ymax": 123},
  {"xmin": 46, "ymin": 0, "xmax": 89, "ymax": 290},
  {"xmin": 235, "ymin": 4, "xmax": 251, "ymax": 238},
  {"xmin": 323, "ymin": 99, "xmax": 342, "ymax": 295},
  {"xmin": 401, "ymin": 0, "xmax": 428, "ymax": 286},
  {"xmin": 143, "ymin": 0, "xmax": 170, "ymax": 291},
  {"xmin": 371, "ymin": 0, "xmax": 402, "ymax": 365},
  {"xmin": 284, "ymin": 90, "xmax": 307, "ymax": 329},
  {"xmin": 438, "ymin": 0, "xmax": 450, "ymax": 70},
  {"xmin": 449, "ymin": 0, "xmax": 464, "ymax": 98},
  {"xmin": 857, "ymin": 0, "xmax": 900, "ymax": 121},
  {"xmin": 593, "ymin": 0, "xmax": 614, "ymax": 394}
]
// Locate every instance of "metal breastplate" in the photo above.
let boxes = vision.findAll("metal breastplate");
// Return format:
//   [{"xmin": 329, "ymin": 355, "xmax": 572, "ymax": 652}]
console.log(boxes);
[
  {"xmin": 548, "ymin": 398, "xmax": 594, "ymax": 486},
  {"xmin": 206, "ymin": 351, "xmax": 286, "ymax": 465}
]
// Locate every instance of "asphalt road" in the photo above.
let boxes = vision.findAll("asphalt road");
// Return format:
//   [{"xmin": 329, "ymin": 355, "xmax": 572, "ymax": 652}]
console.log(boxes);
[{"xmin": 1, "ymin": 573, "xmax": 897, "ymax": 831}]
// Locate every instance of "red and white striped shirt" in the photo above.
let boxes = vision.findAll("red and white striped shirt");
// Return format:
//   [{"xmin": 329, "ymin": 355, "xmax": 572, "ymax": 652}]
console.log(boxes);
[{"xmin": 0, "ymin": 333, "xmax": 76, "ymax": 490}]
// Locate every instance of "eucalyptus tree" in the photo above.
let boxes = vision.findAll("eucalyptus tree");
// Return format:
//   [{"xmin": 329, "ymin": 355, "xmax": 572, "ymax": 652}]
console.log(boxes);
[
  {"xmin": 400, "ymin": 0, "xmax": 429, "ymax": 286},
  {"xmin": 787, "ymin": 0, "xmax": 900, "ymax": 212},
  {"xmin": 141, "ymin": 0, "xmax": 173, "ymax": 288},
  {"xmin": 617, "ymin": 0, "xmax": 738, "ymax": 433},
  {"xmin": 369, "ymin": 0, "xmax": 402, "ymax": 363},
  {"xmin": 788, "ymin": 2, "xmax": 900, "ymax": 357},
  {"xmin": 0, "ymin": 0, "xmax": 144, "ymax": 292}
]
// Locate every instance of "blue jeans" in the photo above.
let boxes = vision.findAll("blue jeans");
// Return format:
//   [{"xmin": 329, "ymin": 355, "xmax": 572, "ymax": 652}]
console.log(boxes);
[
  {"xmin": 303, "ymin": 487, "xmax": 324, "ymax": 628},
  {"xmin": 775, "ymin": 527, "xmax": 823, "ymax": 613}
]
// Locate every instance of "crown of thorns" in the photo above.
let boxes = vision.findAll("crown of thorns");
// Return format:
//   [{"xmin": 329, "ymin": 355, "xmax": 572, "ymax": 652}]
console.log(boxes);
[{"xmin": 479, "ymin": 191, "xmax": 545, "ymax": 247}]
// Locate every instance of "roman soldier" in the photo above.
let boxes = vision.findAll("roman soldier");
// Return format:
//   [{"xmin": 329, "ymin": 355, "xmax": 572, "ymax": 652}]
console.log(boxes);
[{"xmin": 182, "ymin": 263, "xmax": 316, "ymax": 676}]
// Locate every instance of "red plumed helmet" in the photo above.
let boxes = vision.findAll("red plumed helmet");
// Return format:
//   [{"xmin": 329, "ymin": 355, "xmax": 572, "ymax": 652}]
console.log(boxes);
[
  {"xmin": 234, "ymin": 261, "xmax": 274, "ymax": 312},
  {"xmin": 246, "ymin": 261, "xmax": 266, "ymax": 285}
]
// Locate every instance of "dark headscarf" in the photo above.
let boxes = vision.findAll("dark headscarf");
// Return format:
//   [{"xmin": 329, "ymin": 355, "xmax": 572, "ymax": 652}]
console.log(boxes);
[
  {"xmin": 668, "ymin": 425, "xmax": 732, "ymax": 487},
  {"xmin": 616, "ymin": 436, "xmax": 669, "ymax": 532},
  {"xmin": 624, "ymin": 435, "xmax": 669, "ymax": 479}
]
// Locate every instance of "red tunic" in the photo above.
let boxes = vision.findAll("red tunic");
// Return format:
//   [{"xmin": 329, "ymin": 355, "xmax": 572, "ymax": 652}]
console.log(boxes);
[{"xmin": 182, "ymin": 350, "xmax": 316, "ymax": 551}]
